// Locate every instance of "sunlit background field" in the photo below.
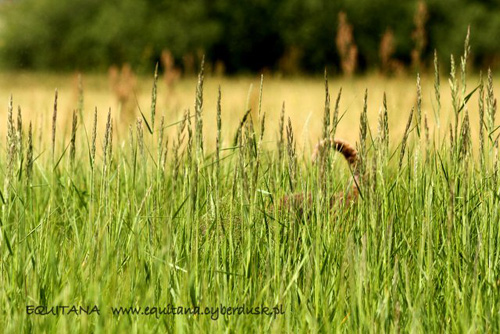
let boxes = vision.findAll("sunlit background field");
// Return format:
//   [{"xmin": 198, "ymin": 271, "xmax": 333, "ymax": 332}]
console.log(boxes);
[{"xmin": 0, "ymin": 70, "xmax": 494, "ymax": 156}]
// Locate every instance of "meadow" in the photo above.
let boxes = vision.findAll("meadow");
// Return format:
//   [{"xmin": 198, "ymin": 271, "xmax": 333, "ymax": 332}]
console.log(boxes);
[{"xmin": 1, "ymin": 45, "xmax": 500, "ymax": 333}]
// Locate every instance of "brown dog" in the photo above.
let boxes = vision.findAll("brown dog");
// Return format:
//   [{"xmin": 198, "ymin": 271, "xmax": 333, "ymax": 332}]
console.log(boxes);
[{"xmin": 276, "ymin": 138, "xmax": 360, "ymax": 213}]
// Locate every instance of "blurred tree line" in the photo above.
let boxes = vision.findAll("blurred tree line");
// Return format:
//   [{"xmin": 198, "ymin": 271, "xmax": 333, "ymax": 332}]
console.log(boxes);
[{"xmin": 0, "ymin": 0, "xmax": 499, "ymax": 74}]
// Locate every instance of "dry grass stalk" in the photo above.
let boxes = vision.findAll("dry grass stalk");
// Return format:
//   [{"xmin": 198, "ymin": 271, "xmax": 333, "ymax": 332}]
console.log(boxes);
[
  {"xmin": 380, "ymin": 29, "xmax": 395, "ymax": 74},
  {"xmin": 182, "ymin": 53, "xmax": 195, "ymax": 77},
  {"xmin": 379, "ymin": 29, "xmax": 405, "ymax": 76},
  {"xmin": 161, "ymin": 50, "xmax": 181, "ymax": 90},
  {"xmin": 336, "ymin": 12, "xmax": 358, "ymax": 77},
  {"xmin": 214, "ymin": 60, "xmax": 226, "ymax": 77},
  {"xmin": 411, "ymin": 0, "xmax": 428, "ymax": 70},
  {"xmin": 278, "ymin": 46, "xmax": 302, "ymax": 75},
  {"xmin": 37, "ymin": 114, "xmax": 43, "ymax": 152},
  {"xmin": 77, "ymin": 73, "xmax": 84, "ymax": 114},
  {"xmin": 109, "ymin": 64, "xmax": 137, "ymax": 124}
]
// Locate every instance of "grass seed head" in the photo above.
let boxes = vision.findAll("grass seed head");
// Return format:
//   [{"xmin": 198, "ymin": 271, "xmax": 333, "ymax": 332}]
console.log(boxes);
[
  {"xmin": 260, "ymin": 112, "xmax": 266, "ymax": 144},
  {"xmin": 195, "ymin": 55, "xmax": 205, "ymax": 157},
  {"xmin": 382, "ymin": 92, "xmax": 389, "ymax": 152},
  {"xmin": 258, "ymin": 74, "xmax": 264, "ymax": 120},
  {"xmin": 70, "ymin": 109, "xmax": 77, "ymax": 166},
  {"xmin": 16, "ymin": 105, "xmax": 22, "ymax": 157},
  {"xmin": 286, "ymin": 116, "xmax": 296, "ymax": 187},
  {"xmin": 461, "ymin": 26, "xmax": 471, "ymax": 99},
  {"xmin": 7, "ymin": 95, "xmax": 14, "ymax": 152},
  {"xmin": 434, "ymin": 49, "xmax": 441, "ymax": 126},
  {"xmin": 459, "ymin": 109, "xmax": 471, "ymax": 158},
  {"xmin": 103, "ymin": 109, "xmax": 112, "ymax": 166},
  {"xmin": 424, "ymin": 112, "xmax": 430, "ymax": 157},
  {"xmin": 487, "ymin": 68, "xmax": 496, "ymax": 134},
  {"xmin": 187, "ymin": 108, "xmax": 193, "ymax": 164},
  {"xmin": 479, "ymin": 72, "xmax": 485, "ymax": 167},
  {"xmin": 128, "ymin": 123, "xmax": 134, "ymax": 156},
  {"xmin": 52, "ymin": 89, "xmax": 58, "ymax": 159},
  {"xmin": 416, "ymin": 73, "xmax": 422, "ymax": 135},
  {"xmin": 26, "ymin": 122, "xmax": 33, "ymax": 181},
  {"xmin": 323, "ymin": 69, "xmax": 331, "ymax": 140},
  {"xmin": 108, "ymin": 121, "xmax": 113, "ymax": 165},
  {"xmin": 449, "ymin": 123, "xmax": 455, "ymax": 154},
  {"xmin": 136, "ymin": 117, "xmax": 144, "ymax": 158},
  {"xmin": 359, "ymin": 89, "xmax": 368, "ymax": 173},
  {"xmin": 150, "ymin": 62, "xmax": 158, "ymax": 130},
  {"xmin": 332, "ymin": 88, "xmax": 342, "ymax": 139},
  {"xmin": 216, "ymin": 86, "xmax": 222, "ymax": 172},
  {"xmin": 158, "ymin": 115, "xmax": 165, "ymax": 169},
  {"xmin": 278, "ymin": 101, "xmax": 285, "ymax": 162},
  {"xmin": 399, "ymin": 107, "xmax": 414, "ymax": 169}
]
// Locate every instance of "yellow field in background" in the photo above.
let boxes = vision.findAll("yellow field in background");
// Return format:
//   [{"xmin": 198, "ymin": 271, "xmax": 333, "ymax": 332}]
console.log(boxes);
[{"xmin": 0, "ymin": 71, "xmax": 493, "ymax": 156}]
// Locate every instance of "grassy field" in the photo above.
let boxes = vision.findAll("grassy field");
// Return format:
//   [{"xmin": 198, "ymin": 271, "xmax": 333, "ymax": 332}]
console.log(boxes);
[{"xmin": 1, "ymin": 48, "xmax": 500, "ymax": 333}]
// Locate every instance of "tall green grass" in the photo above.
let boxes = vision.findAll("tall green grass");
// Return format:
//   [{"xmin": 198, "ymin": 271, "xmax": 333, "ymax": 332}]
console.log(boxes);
[{"xmin": 1, "ymin": 35, "xmax": 500, "ymax": 333}]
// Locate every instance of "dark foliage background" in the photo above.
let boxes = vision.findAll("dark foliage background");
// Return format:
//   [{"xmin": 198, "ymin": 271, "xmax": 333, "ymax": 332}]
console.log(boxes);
[{"xmin": 0, "ymin": 0, "xmax": 499, "ymax": 73}]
